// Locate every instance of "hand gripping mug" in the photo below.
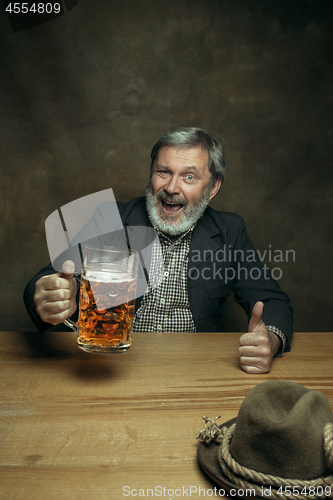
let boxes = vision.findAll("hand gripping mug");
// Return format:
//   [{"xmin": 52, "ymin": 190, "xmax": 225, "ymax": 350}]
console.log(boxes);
[{"xmin": 64, "ymin": 246, "xmax": 139, "ymax": 354}]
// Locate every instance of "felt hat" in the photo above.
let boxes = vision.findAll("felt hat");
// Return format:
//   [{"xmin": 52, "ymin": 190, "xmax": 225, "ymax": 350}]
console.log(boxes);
[{"xmin": 197, "ymin": 381, "xmax": 333, "ymax": 499}]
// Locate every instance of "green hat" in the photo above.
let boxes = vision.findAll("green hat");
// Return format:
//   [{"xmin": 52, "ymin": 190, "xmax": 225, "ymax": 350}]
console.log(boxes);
[{"xmin": 197, "ymin": 381, "xmax": 333, "ymax": 499}]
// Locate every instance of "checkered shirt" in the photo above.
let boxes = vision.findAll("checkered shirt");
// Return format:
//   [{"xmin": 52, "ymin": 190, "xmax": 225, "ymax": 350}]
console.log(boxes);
[{"xmin": 133, "ymin": 226, "xmax": 196, "ymax": 333}]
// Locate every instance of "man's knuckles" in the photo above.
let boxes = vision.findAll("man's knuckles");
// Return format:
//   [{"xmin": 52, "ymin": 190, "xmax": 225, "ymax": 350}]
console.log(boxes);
[
  {"xmin": 239, "ymin": 332, "xmax": 254, "ymax": 345},
  {"xmin": 241, "ymin": 361, "xmax": 270, "ymax": 374},
  {"xmin": 38, "ymin": 274, "xmax": 71, "ymax": 291},
  {"xmin": 260, "ymin": 345, "xmax": 272, "ymax": 357},
  {"xmin": 39, "ymin": 297, "xmax": 70, "ymax": 314},
  {"xmin": 45, "ymin": 310, "xmax": 70, "ymax": 325},
  {"xmin": 50, "ymin": 276, "xmax": 71, "ymax": 290},
  {"xmin": 50, "ymin": 300, "xmax": 71, "ymax": 314},
  {"xmin": 239, "ymin": 341, "xmax": 271, "ymax": 358},
  {"xmin": 38, "ymin": 289, "xmax": 72, "ymax": 307},
  {"xmin": 239, "ymin": 331, "xmax": 264, "ymax": 346},
  {"xmin": 49, "ymin": 288, "xmax": 71, "ymax": 301}
]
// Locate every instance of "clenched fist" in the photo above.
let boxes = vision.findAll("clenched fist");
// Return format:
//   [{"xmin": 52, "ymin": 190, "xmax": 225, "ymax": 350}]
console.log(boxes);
[{"xmin": 34, "ymin": 260, "xmax": 77, "ymax": 325}]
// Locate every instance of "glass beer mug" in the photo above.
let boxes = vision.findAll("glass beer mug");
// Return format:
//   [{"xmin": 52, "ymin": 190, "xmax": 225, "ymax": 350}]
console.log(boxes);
[{"xmin": 64, "ymin": 246, "xmax": 139, "ymax": 354}]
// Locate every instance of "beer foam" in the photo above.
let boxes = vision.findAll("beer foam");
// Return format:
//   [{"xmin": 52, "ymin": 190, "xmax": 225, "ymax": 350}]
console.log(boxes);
[{"xmin": 84, "ymin": 267, "xmax": 134, "ymax": 283}]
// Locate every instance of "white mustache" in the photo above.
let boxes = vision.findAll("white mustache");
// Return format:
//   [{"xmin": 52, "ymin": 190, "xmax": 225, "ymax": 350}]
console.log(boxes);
[{"xmin": 156, "ymin": 191, "xmax": 188, "ymax": 208}]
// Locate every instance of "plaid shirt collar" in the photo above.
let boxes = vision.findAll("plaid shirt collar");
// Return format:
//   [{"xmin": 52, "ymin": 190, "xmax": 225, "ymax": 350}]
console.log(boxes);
[{"xmin": 153, "ymin": 223, "xmax": 197, "ymax": 246}]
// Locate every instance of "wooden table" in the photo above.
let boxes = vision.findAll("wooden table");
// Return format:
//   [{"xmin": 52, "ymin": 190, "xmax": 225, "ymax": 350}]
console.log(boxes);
[{"xmin": 0, "ymin": 331, "xmax": 332, "ymax": 499}]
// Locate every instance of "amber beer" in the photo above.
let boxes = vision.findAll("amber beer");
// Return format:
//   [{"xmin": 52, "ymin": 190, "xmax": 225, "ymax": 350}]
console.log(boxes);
[
  {"xmin": 77, "ymin": 265, "xmax": 136, "ymax": 352},
  {"xmin": 61, "ymin": 247, "xmax": 139, "ymax": 353}
]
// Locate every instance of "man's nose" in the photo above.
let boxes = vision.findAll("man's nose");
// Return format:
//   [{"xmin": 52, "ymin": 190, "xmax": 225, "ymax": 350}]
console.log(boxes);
[{"xmin": 164, "ymin": 175, "xmax": 181, "ymax": 195}]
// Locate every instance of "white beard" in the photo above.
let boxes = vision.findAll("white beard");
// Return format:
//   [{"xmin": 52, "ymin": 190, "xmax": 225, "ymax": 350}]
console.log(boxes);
[{"xmin": 145, "ymin": 183, "xmax": 211, "ymax": 236}]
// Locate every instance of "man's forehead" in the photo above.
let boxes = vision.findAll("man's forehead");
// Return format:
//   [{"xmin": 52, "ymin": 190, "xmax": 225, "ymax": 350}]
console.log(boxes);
[{"xmin": 155, "ymin": 145, "xmax": 209, "ymax": 168}]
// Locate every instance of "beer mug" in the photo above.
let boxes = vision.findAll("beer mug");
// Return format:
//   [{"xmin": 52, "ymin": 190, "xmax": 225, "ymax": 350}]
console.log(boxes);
[{"xmin": 64, "ymin": 246, "xmax": 139, "ymax": 354}]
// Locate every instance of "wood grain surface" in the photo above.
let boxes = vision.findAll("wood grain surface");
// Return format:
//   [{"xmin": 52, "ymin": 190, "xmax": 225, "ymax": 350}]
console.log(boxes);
[{"xmin": 0, "ymin": 331, "xmax": 332, "ymax": 499}]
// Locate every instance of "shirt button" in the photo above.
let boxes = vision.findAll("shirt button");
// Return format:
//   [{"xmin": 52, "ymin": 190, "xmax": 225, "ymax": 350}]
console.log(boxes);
[
  {"xmin": 164, "ymin": 272, "xmax": 169, "ymax": 277},
  {"xmin": 160, "ymin": 298, "xmax": 165, "ymax": 303},
  {"xmin": 157, "ymin": 324, "xmax": 162, "ymax": 331}
]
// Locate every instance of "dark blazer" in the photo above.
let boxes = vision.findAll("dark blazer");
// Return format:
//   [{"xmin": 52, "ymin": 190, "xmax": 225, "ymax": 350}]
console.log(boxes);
[{"xmin": 24, "ymin": 197, "xmax": 293, "ymax": 348}]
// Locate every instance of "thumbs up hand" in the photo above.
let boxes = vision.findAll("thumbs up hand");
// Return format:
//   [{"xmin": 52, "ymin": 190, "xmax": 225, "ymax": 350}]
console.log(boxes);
[{"xmin": 239, "ymin": 301, "xmax": 281, "ymax": 374}]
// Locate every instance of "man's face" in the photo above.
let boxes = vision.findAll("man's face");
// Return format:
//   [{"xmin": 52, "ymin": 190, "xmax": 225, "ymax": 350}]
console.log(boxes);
[{"xmin": 146, "ymin": 145, "xmax": 221, "ymax": 236}]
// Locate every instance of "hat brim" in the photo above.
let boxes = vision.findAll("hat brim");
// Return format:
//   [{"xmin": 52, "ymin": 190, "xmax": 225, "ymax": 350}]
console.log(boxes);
[{"xmin": 197, "ymin": 417, "xmax": 263, "ymax": 499}]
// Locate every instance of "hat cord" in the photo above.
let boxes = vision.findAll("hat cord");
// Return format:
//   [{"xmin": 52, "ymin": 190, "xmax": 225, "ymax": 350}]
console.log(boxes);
[{"xmin": 197, "ymin": 417, "xmax": 333, "ymax": 500}]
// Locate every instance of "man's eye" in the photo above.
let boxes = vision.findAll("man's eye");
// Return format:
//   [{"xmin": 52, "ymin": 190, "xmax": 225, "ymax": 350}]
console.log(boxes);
[{"xmin": 185, "ymin": 174, "xmax": 195, "ymax": 181}]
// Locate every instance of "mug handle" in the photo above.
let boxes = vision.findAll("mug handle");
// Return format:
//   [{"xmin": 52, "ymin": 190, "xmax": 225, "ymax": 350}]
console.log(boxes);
[
  {"xmin": 63, "ymin": 273, "xmax": 81, "ymax": 332},
  {"xmin": 64, "ymin": 318, "xmax": 78, "ymax": 332}
]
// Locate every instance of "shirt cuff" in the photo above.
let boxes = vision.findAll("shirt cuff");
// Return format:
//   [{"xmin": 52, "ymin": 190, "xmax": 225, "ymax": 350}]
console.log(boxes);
[{"xmin": 266, "ymin": 325, "xmax": 286, "ymax": 358}]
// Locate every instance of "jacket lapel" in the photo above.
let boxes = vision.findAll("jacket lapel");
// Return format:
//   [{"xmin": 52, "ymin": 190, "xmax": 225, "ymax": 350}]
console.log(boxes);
[
  {"xmin": 123, "ymin": 198, "xmax": 151, "ymax": 227},
  {"xmin": 188, "ymin": 209, "xmax": 220, "ymax": 273}
]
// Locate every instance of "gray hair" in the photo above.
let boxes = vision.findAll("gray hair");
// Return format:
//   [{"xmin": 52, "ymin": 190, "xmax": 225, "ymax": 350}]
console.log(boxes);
[{"xmin": 150, "ymin": 127, "xmax": 225, "ymax": 183}]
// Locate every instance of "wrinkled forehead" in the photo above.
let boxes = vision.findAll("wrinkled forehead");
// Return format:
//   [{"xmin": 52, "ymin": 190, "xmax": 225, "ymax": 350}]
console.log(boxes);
[{"xmin": 154, "ymin": 145, "xmax": 210, "ymax": 170}]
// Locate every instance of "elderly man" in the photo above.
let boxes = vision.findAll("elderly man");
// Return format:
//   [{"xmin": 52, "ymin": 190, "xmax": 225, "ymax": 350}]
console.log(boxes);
[{"xmin": 24, "ymin": 127, "xmax": 293, "ymax": 374}]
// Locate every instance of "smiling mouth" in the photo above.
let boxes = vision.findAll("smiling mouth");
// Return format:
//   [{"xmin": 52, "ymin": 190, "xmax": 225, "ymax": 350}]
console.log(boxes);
[{"xmin": 160, "ymin": 199, "xmax": 184, "ymax": 215}]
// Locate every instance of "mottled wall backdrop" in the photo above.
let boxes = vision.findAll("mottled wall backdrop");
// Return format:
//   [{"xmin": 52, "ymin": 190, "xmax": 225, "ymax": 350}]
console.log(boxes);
[{"xmin": 1, "ymin": 0, "xmax": 332, "ymax": 332}]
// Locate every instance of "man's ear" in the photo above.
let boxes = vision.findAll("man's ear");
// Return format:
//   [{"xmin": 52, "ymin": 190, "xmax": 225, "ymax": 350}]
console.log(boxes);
[{"xmin": 209, "ymin": 177, "xmax": 222, "ymax": 200}]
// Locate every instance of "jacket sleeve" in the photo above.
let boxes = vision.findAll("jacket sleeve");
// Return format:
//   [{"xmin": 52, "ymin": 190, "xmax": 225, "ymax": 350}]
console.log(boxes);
[{"xmin": 230, "ymin": 217, "xmax": 293, "ymax": 350}]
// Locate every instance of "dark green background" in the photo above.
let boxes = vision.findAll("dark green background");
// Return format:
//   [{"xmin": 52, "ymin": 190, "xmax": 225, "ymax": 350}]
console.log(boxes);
[{"xmin": 1, "ymin": 0, "xmax": 332, "ymax": 332}]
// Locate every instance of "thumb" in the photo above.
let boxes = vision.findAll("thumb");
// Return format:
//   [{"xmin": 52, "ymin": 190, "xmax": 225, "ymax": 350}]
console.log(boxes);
[
  {"xmin": 59, "ymin": 260, "xmax": 75, "ymax": 278},
  {"xmin": 248, "ymin": 301, "xmax": 264, "ymax": 332}
]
